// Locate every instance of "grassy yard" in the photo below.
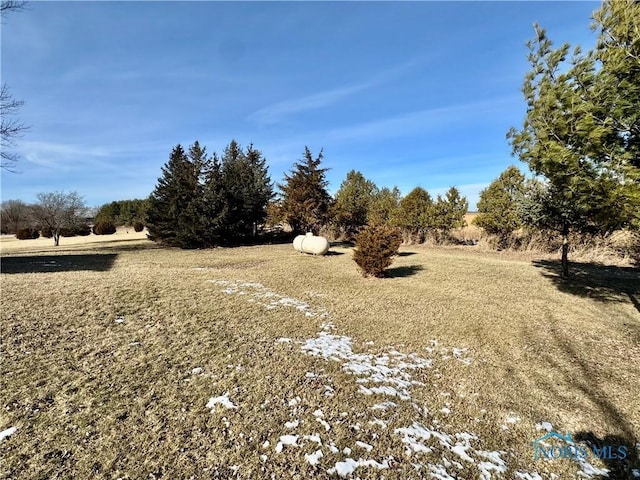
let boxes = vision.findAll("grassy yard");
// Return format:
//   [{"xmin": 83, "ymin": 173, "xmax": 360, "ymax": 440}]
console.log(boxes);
[{"xmin": 1, "ymin": 233, "xmax": 639, "ymax": 479}]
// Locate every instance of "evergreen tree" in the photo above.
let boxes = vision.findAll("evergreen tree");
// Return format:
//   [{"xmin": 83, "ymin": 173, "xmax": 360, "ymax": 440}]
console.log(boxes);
[
  {"xmin": 202, "ymin": 152, "xmax": 227, "ymax": 246},
  {"xmin": 367, "ymin": 186, "xmax": 402, "ymax": 227},
  {"xmin": 332, "ymin": 170, "xmax": 378, "ymax": 239},
  {"xmin": 279, "ymin": 147, "xmax": 332, "ymax": 235},
  {"xmin": 508, "ymin": 1, "xmax": 640, "ymax": 276},
  {"xmin": 146, "ymin": 144, "xmax": 205, "ymax": 248},
  {"xmin": 245, "ymin": 143, "xmax": 274, "ymax": 236},
  {"xmin": 396, "ymin": 187, "xmax": 434, "ymax": 243},
  {"xmin": 473, "ymin": 166, "xmax": 525, "ymax": 242},
  {"xmin": 218, "ymin": 141, "xmax": 273, "ymax": 239},
  {"xmin": 433, "ymin": 186, "xmax": 468, "ymax": 234}
]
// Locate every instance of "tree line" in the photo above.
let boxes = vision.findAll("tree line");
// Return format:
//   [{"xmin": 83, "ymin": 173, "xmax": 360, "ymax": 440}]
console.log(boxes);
[{"xmin": 143, "ymin": 140, "xmax": 470, "ymax": 248}]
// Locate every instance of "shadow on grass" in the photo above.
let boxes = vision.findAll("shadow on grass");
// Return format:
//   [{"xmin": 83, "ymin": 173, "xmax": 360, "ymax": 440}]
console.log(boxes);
[
  {"xmin": 386, "ymin": 264, "xmax": 424, "ymax": 278},
  {"xmin": 331, "ymin": 241, "xmax": 355, "ymax": 248},
  {"xmin": 398, "ymin": 251, "xmax": 417, "ymax": 257},
  {"xmin": 517, "ymin": 322, "xmax": 638, "ymax": 450},
  {"xmin": 1, "ymin": 254, "xmax": 117, "ymax": 274},
  {"xmin": 532, "ymin": 260, "xmax": 640, "ymax": 313},
  {"xmin": 573, "ymin": 432, "xmax": 639, "ymax": 479},
  {"xmin": 325, "ymin": 250, "xmax": 345, "ymax": 256}
]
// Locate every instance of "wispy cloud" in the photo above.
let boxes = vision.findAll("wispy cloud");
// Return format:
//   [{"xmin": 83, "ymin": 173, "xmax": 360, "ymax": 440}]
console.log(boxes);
[
  {"xmin": 248, "ymin": 83, "xmax": 372, "ymax": 126},
  {"xmin": 324, "ymin": 96, "xmax": 518, "ymax": 143},
  {"xmin": 19, "ymin": 141, "xmax": 159, "ymax": 171},
  {"xmin": 247, "ymin": 57, "xmax": 424, "ymax": 125}
]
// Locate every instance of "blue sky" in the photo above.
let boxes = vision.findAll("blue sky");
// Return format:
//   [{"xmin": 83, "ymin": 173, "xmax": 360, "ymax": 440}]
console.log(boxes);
[{"xmin": 1, "ymin": 1, "xmax": 600, "ymax": 209}]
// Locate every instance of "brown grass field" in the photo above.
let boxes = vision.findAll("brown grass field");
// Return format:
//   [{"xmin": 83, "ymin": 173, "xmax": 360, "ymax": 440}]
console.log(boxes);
[{"xmin": 1, "ymin": 231, "xmax": 639, "ymax": 479}]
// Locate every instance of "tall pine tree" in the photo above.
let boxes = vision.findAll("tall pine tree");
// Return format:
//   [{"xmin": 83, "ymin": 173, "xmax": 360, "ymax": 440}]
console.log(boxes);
[
  {"xmin": 279, "ymin": 147, "xmax": 332, "ymax": 235},
  {"xmin": 219, "ymin": 140, "xmax": 273, "ymax": 239},
  {"xmin": 332, "ymin": 170, "xmax": 378, "ymax": 240},
  {"xmin": 146, "ymin": 143, "xmax": 206, "ymax": 248},
  {"xmin": 508, "ymin": 0, "xmax": 640, "ymax": 276}
]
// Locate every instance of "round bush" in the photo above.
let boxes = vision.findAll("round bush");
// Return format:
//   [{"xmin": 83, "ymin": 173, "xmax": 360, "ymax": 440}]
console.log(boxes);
[
  {"xmin": 16, "ymin": 228, "xmax": 40, "ymax": 240},
  {"xmin": 59, "ymin": 227, "xmax": 76, "ymax": 237},
  {"xmin": 74, "ymin": 224, "xmax": 92, "ymax": 236},
  {"xmin": 353, "ymin": 224, "xmax": 402, "ymax": 277},
  {"xmin": 133, "ymin": 221, "xmax": 144, "ymax": 232},
  {"xmin": 41, "ymin": 226, "xmax": 53, "ymax": 238},
  {"xmin": 93, "ymin": 220, "xmax": 117, "ymax": 235}
]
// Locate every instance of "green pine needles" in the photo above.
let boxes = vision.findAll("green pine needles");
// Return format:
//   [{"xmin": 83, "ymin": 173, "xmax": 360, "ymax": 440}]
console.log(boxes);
[{"xmin": 146, "ymin": 140, "xmax": 273, "ymax": 248}]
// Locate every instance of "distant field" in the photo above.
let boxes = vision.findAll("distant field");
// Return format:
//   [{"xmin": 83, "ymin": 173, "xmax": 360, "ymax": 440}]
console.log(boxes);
[{"xmin": 1, "ymin": 235, "xmax": 638, "ymax": 479}]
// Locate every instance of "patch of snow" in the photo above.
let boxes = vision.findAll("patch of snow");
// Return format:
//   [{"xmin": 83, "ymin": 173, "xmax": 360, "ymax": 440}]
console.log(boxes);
[
  {"xmin": 305, "ymin": 449, "xmax": 323, "ymax": 466},
  {"xmin": 515, "ymin": 473, "xmax": 544, "ymax": 480},
  {"xmin": 505, "ymin": 415, "xmax": 521, "ymax": 424},
  {"xmin": 440, "ymin": 407, "xmax": 451, "ymax": 415},
  {"xmin": 355, "ymin": 441, "xmax": 373, "ymax": 452},
  {"xmin": 114, "ymin": 316, "xmax": 124, "ymax": 323},
  {"xmin": 285, "ymin": 420, "xmax": 299, "ymax": 429},
  {"xmin": 631, "ymin": 469, "xmax": 640, "ymax": 478},
  {"xmin": 328, "ymin": 458, "xmax": 390, "ymax": 477},
  {"xmin": 206, "ymin": 392, "xmax": 237, "ymax": 410},
  {"xmin": 275, "ymin": 435, "xmax": 299, "ymax": 453},
  {"xmin": 317, "ymin": 418, "xmax": 331, "ymax": 431},
  {"xmin": 476, "ymin": 450, "xmax": 508, "ymax": 480},
  {"xmin": 276, "ymin": 337, "xmax": 292, "ymax": 343},
  {"xmin": 262, "ymin": 440, "xmax": 270, "ymax": 449},
  {"xmin": 260, "ymin": 454, "xmax": 267, "ymax": 463},
  {"xmin": 302, "ymin": 330, "xmax": 432, "ymax": 401},
  {"xmin": 191, "ymin": 367, "xmax": 203, "ymax": 375},
  {"xmin": 371, "ymin": 401, "xmax": 397, "ymax": 411},
  {"xmin": 451, "ymin": 444, "xmax": 474, "ymax": 463},
  {"xmin": 288, "ymin": 397, "xmax": 301, "ymax": 407},
  {"xmin": 535, "ymin": 422, "xmax": 553, "ymax": 432},
  {"xmin": 312, "ymin": 409, "xmax": 324, "ymax": 418},
  {"xmin": 0, "ymin": 427, "xmax": 17, "ymax": 441},
  {"xmin": 428, "ymin": 463, "xmax": 457, "ymax": 480},
  {"xmin": 368, "ymin": 419, "xmax": 388, "ymax": 429},
  {"xmin": 303, "ymin": 434, "xmax": 322, "ymax": 444},
  {"xmin": 209, "ymin": 280, "xmax": 328, "ymax": 318},
  {"xmin": 343, "ymin": 447, "xmax": 352, "ymax": 455}
]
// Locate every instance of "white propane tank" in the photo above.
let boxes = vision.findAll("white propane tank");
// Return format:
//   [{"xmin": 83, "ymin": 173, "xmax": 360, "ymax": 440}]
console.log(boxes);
[{"xmin": 293, "ymin": 232, "xmax": 330, "ymax": 256}]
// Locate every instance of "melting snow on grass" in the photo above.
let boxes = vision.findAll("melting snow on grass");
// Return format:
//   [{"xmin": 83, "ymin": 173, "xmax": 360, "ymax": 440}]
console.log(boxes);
[
  {"xmin": 206, "ymin": 392, "xmax": 237, "ymax": 411},
  {"xmin": 205, "ymin": 278, "xmax": 611, "ymax": 479},
  {"xmin": 0, "ymin": 427, "xmax": 17, "ymax": 441},
  {"xmin": 208, "ymin": 280, "xmax": 328, "ymax": 318},
  {"xmin": 301, "ymin": 323, "xmax": 434, "ymax": 401}
]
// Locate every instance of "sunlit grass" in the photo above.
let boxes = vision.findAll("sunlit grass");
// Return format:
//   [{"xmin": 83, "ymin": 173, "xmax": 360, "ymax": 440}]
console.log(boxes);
[{"xmin": 1, "ymin": 235, "xmax": 638, "ymax": 479}]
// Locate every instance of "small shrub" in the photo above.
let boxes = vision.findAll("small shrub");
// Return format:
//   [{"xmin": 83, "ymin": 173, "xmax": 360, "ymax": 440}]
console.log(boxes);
[
  {"xmin": 41, "ymin": 226, "xmax": 53, "ymax": 238},
  {"xmin": 59, "ymin": 227, "xmax": 76, "ymax": 237},
  {"xmin": 16, "ymin": 228, "xmax": 40, "ymax": 240},
  {"xmin": 353, "ymin": 224, "xmax": 402, "ymax": 277},
  {"xmin": 133, "ymin": 221, "xmax": 144, "ymax": 232},
  {"xmin": 93, "ymin": 220, "xmax": 117, "ymax": 235},
  {"xmin": 74, "ymin": 224, "xmax": 92, "ymax": 236}
]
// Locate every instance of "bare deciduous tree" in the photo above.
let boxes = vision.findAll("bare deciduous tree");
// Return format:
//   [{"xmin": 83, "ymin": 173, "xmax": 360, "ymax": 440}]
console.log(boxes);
[
  {"xmin": 0, "ymin": 199, "xmax": 32, "ymax": 234},
  {"xmin": 1, "ymin": 1, "xmax": 29, "ymax": 172},
  {"xmin": 0, "ymin": 84, "xmax": 28, "ymax": 172},
  {"xmin": 32, "ymin": 191, "xmax": 87, "ymax": 246}
]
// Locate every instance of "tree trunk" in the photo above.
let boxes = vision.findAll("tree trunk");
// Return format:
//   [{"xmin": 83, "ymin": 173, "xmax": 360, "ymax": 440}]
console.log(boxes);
[
  {"xmin": 561, "ymin": 221, "xmax": 569, "ymax": 278},
  {"xmin": 54, "ymin": 232, "xmax": 60, "ymax": 246}
]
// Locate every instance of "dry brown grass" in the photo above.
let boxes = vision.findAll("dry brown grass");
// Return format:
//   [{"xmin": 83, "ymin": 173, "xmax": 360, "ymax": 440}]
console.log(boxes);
[{"xmin": 1, "ymin": 234, "xmax": 639, "ymax": 479}]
